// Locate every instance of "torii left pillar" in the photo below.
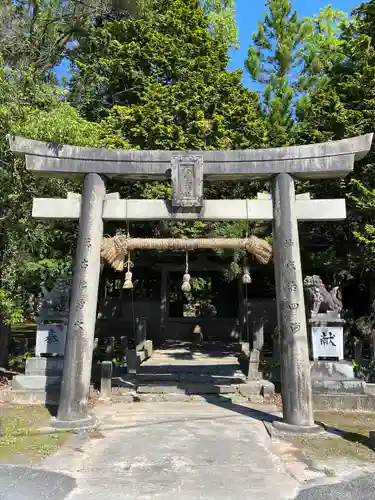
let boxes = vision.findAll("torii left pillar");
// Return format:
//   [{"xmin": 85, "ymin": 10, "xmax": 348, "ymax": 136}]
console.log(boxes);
[{"xmin": 56, "ymin": 173, "xmax": 106, "ymax": 428}]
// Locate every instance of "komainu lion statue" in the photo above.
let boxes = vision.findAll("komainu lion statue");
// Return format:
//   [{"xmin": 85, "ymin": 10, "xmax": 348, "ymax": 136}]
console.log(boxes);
[
  {"xmin": 35, "ymin": 278, "xmax": 72, "ymax": 317},
  {"xmin": 303, "ymin": 275, "xmax": 343, "ymax": 316}
]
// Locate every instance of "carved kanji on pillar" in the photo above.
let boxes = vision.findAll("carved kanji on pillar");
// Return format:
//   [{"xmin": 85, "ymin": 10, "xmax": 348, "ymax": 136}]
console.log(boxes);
[{"xmin": 171, "ymin": 155, "xmax": 204, "ymax": 208}]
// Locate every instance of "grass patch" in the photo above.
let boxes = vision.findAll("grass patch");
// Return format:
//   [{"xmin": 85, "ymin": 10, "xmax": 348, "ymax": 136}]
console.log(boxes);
[
  {"xmin": 0, "ymin": 405, "xmax": 70, "ymax": 462},
  {"xmin": 292, "ymin": 411, "xmax": 375, "ymax": 463}
]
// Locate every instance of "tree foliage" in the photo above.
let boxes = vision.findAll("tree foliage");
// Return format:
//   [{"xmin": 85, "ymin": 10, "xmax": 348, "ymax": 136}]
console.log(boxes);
[
  {"xmin": 202, "ymin": 0, "xmax": 238, "ymax": 47},
  {"xmin": 0, "ymin": 0, "xmax": 152, "ymax": 72},
  {"xmin": 0, "ymin": 0, "xmax": 265, "ymax": 329},
  {"xmin": 246, "ymin": 0, "xmax": 346, "ymax": 146},
  {"xmin": 2, "ymin": 0, "xmax": 375, "ymax": 338}
]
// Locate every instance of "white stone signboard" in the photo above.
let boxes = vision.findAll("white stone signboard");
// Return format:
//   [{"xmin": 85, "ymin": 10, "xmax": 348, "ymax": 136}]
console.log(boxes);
[
  {"xmin": 311, "ymin": 325, "xmax": 344, "ymax": 360},
  {"xmin": 35, "ymin": 323, "xmax": 67, "ymax": 356}
]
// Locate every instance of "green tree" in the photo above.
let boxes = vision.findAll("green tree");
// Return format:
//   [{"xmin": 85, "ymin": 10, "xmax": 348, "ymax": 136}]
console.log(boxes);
[
  {"xmin": 295, "ymin": 0, "xmax": 375, "ymax": 353},
  {"xmin": 70, "ymin": 0, "xmax": 242, "ymax": 120},
  {"xmin": 296, "ymin": 1, "xmax": 375, "ymax": 271},
  {"xmin": 71, "ymin": 0, "xmax": 265, "ymax": 204},
  {"xmin": 246, "ymin": 0, "xmax": 346, "ymax": 146},
  {"xmin": 202, "ymin": 0, "xmax": 238, "ymax": 47},
  {"xmin": 0, "ymin": 0, "xmax": 252, "ymax": 331},
  {"xmin": 0, "ymin": 54, "xmax": 122, "ymax": 366},
  {"xmin": 69, "ymin": 0, "xmax": 265, "ymax": 149},
  {"xmin": 67, "ymin": 0, "xmax": 266, "ymax": 278},
  {"xmin": 0, "ymin": 0, "xmax": 153, "ymax": 72},
  {"xmin": 0, "ymin": 0, "xmax": 146, "ymax": 351}
]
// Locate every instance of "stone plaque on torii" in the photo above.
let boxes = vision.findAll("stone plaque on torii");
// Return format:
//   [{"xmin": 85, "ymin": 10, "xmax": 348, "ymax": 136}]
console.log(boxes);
[{"xmin": 8, "ymin": 133, "xmax": 373, "ymax": 432}]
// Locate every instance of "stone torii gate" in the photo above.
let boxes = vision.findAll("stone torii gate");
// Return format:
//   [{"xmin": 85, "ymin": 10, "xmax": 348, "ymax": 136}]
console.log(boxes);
[{"xmin": 9, "ymin": 134, "xmax": 373, "ymax": 431}]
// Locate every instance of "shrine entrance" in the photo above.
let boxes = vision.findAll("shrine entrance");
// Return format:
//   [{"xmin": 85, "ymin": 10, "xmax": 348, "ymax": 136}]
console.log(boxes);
[
  {"xmin": 97, "ymin": 255, "xmax": 243, "ymax": 347},
  {"xmin": 9, "ymin": 133, "xmax": 372, "ymax": 431},
  {"xmin": 162, "ymin": 258, "xmax": 240, "ymax": 345}
]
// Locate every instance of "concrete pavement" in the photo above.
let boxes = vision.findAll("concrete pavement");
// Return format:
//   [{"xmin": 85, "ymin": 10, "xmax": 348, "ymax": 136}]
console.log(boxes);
[
  {"xmin": 42, "ymin": 402, "xmax": 301, "ymax": 500},
  {"xmin": 4, "ymin": 401, "xmax": 375, "ymax": 500}
]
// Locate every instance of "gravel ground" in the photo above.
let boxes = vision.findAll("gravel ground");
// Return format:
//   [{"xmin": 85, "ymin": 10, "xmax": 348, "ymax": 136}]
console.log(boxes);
[
  {"xmin": 296, "ymin": 475, "xmax": 375, "ymax": 500},
  {"xmin": 0, "ymin": 465, "xmax": 76, "ymax": 500}
]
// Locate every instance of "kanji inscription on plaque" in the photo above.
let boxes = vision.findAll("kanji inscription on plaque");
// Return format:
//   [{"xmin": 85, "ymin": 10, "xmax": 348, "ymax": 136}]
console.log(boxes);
[
  {"xmin": 36, "ymin": 323, "xmax": 67, "ymax": 356},
  {"xmin": 171, "ymin": 155, "xmax": 204, "ymax": 208},
  {"xmin": 311, "ymin": 326, "xmax": 344, "ymax": 360}
]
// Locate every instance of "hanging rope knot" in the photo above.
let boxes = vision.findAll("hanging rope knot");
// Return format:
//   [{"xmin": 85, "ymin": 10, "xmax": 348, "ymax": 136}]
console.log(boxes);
[
  {"xmin": 123, "ymin": 258, "xmax": 134, "ymax": 290},
  {"xmin": 101, "ymin": 234, "xmax": 127, "ymax": 272},
  {"xmin": 244, "ymin": 236, "xmax": 271, "ymax": 265},
  {"xmin": 242, "ymin": 257, "xmax": 252, "ymax": 284},
  {"xmin": 181, "ymin": 273, "xmax": 191, "ymax": 293}
]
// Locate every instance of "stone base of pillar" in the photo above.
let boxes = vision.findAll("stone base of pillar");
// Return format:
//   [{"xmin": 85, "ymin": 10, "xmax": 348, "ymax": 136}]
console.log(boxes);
[
  {"xmin": 270, "ymin": 420, "xmax": 325, "ymax": 436},
  {"xmin": 49, "ymin": 414, "xmax": 98, "ymax": 431}
]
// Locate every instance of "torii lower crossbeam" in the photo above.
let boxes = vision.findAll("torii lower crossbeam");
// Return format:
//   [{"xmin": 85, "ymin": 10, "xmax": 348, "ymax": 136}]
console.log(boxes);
[{"xmin": 32, "ymin": 195, "xmax": 346, "ymax": 221}]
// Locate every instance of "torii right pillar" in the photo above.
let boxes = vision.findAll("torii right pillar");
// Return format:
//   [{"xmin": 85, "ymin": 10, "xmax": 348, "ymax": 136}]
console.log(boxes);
[{"xmin": 272, "ymin": 173, "xmax": 316, "ymax": 432}]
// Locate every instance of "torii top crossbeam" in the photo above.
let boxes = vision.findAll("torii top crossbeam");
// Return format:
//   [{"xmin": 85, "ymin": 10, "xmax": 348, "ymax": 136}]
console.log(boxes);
[{"xmin": 8, "ymin": 134, "xmax": 373, "ymax": 180}]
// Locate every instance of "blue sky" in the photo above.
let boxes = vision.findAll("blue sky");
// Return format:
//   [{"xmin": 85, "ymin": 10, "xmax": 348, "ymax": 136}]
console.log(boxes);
[
  {"xmin": 229, "ymin": 0, "xmax": 358, "ymax": 88},
  {"xmin": 55, "ymin": 0, "xmax": 359, "ymax": 88}
]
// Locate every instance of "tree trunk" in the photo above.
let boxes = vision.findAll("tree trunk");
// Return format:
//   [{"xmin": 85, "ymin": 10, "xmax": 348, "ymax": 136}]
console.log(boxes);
[{"xmin": 0, "ymin": 316, "xmax": 10, "ymax": 369}]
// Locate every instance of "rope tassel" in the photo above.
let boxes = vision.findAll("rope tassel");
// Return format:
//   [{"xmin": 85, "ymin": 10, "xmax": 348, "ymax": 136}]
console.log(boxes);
[
  {"xmin": 181, "ymin": 251, "xmax": 191, "ymax": 293},
  {"xmin": 123, "ymin": 258, "xmax": 134, "ymax": 289}
]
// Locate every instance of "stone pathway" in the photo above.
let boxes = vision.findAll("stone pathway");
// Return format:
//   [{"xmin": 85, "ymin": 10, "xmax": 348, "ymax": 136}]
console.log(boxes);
[
  {"xmin": 42, "ymin": 401, "xmax": 301, "ymax": 500},
  {"xmin": 3, "ymin": 401, "xmax": 375, "ymax": 499}
]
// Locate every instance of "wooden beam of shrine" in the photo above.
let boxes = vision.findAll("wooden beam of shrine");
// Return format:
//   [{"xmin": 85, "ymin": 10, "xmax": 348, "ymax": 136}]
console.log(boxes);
[{"xmin": 32, "ymin": 197, "xmax": 346, "ymax": 221}]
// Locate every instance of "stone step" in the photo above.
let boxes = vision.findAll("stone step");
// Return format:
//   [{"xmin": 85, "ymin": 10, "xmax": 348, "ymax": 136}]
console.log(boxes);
[
  {"xmin": 110, "ymin": 393, "xmax": 250, "ymax": 404},
  {"xmin": 136, "ymin": 383, "xmax": 238, "ymax": 394},
  {"xmin": 112, "ymin": 380, "xmax": 275, "ymax": 399},
  {"xmin": 312, "ymin": 392, "xmax": 375, "ymax": 411},
  {"xmin": 122, "ymin": 373, "xmax": 247, "ymax": 384},
  {"xmin": 139, "ymin": 364, "xmax": 242, "ymax": 375},
  {"xmin": 157, "ymin": 342, "xmax": 242, "ymax": 354},
  {"xmin": 110, "ymin": 390, "xmax": 272, "ymax": 405},
  {"xmin": 151, "ymin": 352, "xmax": 241, "ymax": 359}
]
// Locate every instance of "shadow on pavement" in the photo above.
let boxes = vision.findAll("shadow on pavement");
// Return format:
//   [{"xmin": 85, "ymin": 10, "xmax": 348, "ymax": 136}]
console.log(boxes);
[
  {"xmin": 203, "ymin": 393, "xmax": 283, "ymax": 424},
  {"xmin": 320, "ymin": 422, "xmax": 374, "ymax": 452}
]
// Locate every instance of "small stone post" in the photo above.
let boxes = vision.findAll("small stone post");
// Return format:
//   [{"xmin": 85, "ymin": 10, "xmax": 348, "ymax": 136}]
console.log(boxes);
[
  {"xmin": 248, "ymin": 319, "xmax": 264, "ymax": 380},
  {"xmin": 272, "ymin": 173, "xmax": 317, "ymax": 431},
  {"xmin": 100, "ymin": 361, "xmax": 113, "ymax": 398},
  {"xmin": 56, "ymin": 173, "xmax": 106, "ymax": 428}
]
